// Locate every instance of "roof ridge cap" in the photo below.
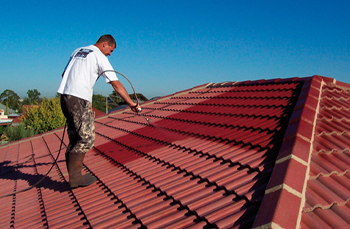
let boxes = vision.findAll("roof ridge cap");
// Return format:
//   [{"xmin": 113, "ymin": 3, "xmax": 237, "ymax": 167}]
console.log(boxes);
[{"xmin": 253, "ymin": 76, "xmax": 324, "ymax": 229}]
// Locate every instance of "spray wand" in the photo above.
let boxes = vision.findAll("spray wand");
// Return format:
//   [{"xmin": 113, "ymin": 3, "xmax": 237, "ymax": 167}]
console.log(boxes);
[{"xmin": 100, "ymin": 70, "xmax": 150, "ymax": 123}]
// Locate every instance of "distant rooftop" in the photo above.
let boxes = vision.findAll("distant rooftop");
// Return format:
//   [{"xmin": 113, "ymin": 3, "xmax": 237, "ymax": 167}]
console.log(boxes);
[{"xmin": 0, "ymin": 103, "xmax": 16, "ymax": 114}]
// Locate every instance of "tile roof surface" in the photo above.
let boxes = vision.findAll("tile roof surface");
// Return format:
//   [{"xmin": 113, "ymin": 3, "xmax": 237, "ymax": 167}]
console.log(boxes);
[
  {"xmin": 300, "ymin": 78, "xmax": 350, "ymax": 228},
  {"xmin": 0, "ymin": 75, "xmax": 349, "ymax": 228}
]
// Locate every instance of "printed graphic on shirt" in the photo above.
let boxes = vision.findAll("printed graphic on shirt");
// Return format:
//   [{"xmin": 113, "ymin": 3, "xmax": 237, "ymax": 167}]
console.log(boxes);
[{"xmin": 75, "ymin": 48, "xmax": 93, "ymax": 58}]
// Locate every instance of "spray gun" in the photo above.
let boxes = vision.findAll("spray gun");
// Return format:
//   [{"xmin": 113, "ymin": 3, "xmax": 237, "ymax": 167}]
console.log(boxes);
[
  {"xmin": 136, "ymin": 107, "xmax": 150, "ymax": 123},
  {"xmin": 135, "ymin": 101, "xmax": 151, "ymax": 124}
]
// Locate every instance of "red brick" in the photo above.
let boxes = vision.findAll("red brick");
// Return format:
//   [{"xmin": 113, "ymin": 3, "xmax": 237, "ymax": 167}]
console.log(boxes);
[
  {"xmin": 290, "ymin": 107, "xmax": 303, "ymax": 123},
  {"xmin": 300, "ymin": 105, "xmax": 317, "ymax": 123},
  {"xmin": 310, "ymin": 76, "xmax": 323, "ymax": 90},
  {"xmin": 253, "ymin": 189, "xmax": 302, "ymax": 228},
  {"xmin": 266, "ymin": 158, "xmax": 308, "ymax": 193},
  {"xmin": 278, "ymin": 135, "xmax": 311, "ymax": 162}
]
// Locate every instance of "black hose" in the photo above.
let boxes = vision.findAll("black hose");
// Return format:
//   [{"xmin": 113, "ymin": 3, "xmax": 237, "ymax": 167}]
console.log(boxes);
[
  {"xmin": 0, "ymin": 123, "xmax": 67, "ymax": 198},
  {"xmin": 100, "ymin": 70, "xmax": 150, "ymax": 122},
  {"xmin": 100, "ymin": 70, "xmax": 141, "ymax": 110},
  {"xmin": 0, "ymin": 70, "xmax": 145, "ymax": 198}
]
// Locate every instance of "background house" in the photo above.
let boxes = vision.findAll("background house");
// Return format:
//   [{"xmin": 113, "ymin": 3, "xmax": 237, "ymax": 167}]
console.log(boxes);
[{"xmin": 0, "ymin": 107, "xmax": 13, "ymax": 126}]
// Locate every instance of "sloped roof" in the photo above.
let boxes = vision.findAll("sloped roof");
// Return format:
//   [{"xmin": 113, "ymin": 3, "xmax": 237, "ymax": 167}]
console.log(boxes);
[
  {"xmin": 0, "ymin": 75, "xmax": 349, "ymax": 228},
  {"xmin": 0, "ymin": 103, "xmax": 16, "ymax": 114},
  {"xmin": 92, "ymin": 107, "xmax": 107, "ymax": 118}
]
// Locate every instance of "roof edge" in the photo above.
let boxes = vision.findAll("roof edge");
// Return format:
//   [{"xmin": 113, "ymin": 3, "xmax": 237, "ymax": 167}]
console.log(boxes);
[{"xmin": 252, "ymin": 75, "xmax": 324, "ymax": 228}]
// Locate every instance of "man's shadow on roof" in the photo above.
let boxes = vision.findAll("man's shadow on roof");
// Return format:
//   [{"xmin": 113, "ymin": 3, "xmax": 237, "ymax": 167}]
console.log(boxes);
[{"xmin": 0, "ymin": 160, "xmax": 70, "ymax": 193}]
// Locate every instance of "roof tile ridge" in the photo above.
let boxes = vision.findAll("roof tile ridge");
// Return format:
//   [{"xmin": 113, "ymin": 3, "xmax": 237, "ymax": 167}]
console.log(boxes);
[
  {"xmin": 318, "ymin": 116, "xmax": 350, "ymax": 122},
  {"xmin": 237, "ymin": 76, "xmax": 307, "ymax": 86},
  {"xmin": 139, "ymin": 83, "xmax": 213, "ymax": 107},
  {"xmin": 323, "ymin": 85, "xmax": 350, "ymax": 92},
  {"xmin": 322, "ymin": 97, "xmax": 350, "ymax": 104},
  {"xmin": 320, "ymin": 106, "xmax": 350, "ymax": 111},
  {"xmin": 312, "ymin": 148, "xmax": 350, "ymax": 156},
  {"xmin": 227, "ymin": 87, "xmax": 297, "ymax": 92},
  {"xmin": 316, "ymin": 131, "xmax": 349, "ymax": 137},
  {"xmin": 303, "ymin": 197, "xmax": 350, "ymax": 213},
  {"xmin": 322, "ymin": 84, "xmax": 350, "ymax": 94},
  {"xmin": 155, "ymin": 100, "xmax": 289, "ymax": 110},
  {"xmin": 309, "ymin": 169, "xmax": 350, "ymax": 180},
  {"xmin": 150, "ymin": 116, "xmax": 280, "ymax": 144},
  {"xmin": 175, "ymin": 108, "xmax": 281, "ymax": 120}
]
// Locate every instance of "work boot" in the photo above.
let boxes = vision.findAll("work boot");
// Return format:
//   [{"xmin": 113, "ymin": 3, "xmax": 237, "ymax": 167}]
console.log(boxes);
[{"xmin": 68, "ymin": 152, "xmax": 96, "ymax": 188}]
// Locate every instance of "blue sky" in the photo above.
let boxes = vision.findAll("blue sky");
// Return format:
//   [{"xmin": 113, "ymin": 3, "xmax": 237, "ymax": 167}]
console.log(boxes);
[{"xmin": 1, "ymin": 0, "xmax": 349, "ymax": 100}]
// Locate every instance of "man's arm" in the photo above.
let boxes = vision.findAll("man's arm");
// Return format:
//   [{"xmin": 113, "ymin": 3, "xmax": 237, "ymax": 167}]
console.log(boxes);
[{"xmin": 109, "ymin": 80, "xmax": 141, "ymax": 112}]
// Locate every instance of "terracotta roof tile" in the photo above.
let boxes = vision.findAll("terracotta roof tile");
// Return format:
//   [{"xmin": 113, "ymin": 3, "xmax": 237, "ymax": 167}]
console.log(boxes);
[
  {"xmin": 300, "ymin": 78, "xmax": 350, "ymax": 228},
  {"xmin": 1, "ymin": 75, "xmax": 350, "ymax": 228}
]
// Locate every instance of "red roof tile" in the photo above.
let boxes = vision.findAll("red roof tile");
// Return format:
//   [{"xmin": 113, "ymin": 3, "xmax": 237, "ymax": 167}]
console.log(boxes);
[
  {"xmin": 92, "ymin": 107, "xmax": 106, "ymax": 118},
  {"xmin": 1, "ymin": 75, "xmax": 349, "ymax": 228},
  {"xmin": 300, "ymin": 78, "xmax": 350, "ymax": 228}
]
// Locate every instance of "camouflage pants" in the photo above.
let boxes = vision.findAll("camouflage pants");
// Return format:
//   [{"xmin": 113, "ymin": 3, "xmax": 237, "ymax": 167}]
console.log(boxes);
[{"xmin": 60, "ymin": 95, "xmax": 95, "ymax": 154}]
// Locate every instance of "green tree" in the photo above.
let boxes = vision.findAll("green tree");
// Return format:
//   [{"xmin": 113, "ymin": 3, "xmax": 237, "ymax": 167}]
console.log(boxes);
[
  {"xmin": 0, "ymin": 89, "xmax": 21, "ymax": 113},
  {"xmin": 108, "ymin": 91, "xmax": 123, "ymax": 108},
  {"xmin": 21, "ymin": 97, "xmax": 66, "ymax": 134},
  {"xmin": 27, "ymin": 89, "xmax": 41, "ymax": 105},
  {"xmin": 129, "ymin": 93, "xmax": 148, "ymax": 102},
  {"xmin": 107, "ymin": 91, "xmax": 148, "ymax": 110},
  {"xmin": 22, "ymin": 97, "xmax": 31, "ymax": 106}
]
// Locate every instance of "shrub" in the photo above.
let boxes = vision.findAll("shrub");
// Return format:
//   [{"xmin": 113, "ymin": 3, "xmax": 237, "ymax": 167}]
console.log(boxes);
[
  {"xmin": 4, "ymin": 123, "xmax": 35, "ymax": 142},
  {"xmin": 21, "ymin": 97, "xmax": 66, "ymax": 134}
]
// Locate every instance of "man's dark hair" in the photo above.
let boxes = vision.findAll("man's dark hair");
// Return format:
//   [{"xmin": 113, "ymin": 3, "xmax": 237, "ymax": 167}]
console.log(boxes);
[{"xmin": 96, "ymin": 34, "xmax": 116, "ymax": 47}]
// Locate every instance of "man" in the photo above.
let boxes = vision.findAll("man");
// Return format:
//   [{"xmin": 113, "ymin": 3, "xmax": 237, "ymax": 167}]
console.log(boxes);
[{"xmin": 58, "ymin": 34, "xmax": 140, "ymax": 188}]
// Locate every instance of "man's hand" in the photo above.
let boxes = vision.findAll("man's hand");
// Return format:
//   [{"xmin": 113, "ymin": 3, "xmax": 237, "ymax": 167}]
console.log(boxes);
[{"xmin": 130, "ymin": 102, "xmax": 141, "ymax": 113}]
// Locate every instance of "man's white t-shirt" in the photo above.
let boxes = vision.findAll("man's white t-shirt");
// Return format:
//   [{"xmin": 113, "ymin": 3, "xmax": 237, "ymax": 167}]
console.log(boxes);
[{"xmin": 58, "ymin": 45, "xmax": 118, "ymax": 103}]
